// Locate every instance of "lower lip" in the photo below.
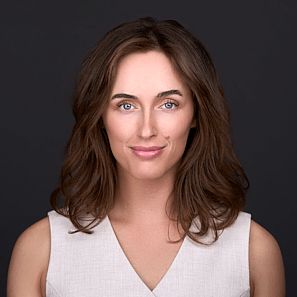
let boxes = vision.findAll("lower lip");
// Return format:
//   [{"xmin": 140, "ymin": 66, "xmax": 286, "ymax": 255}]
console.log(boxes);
[{"xmin": 132, "ymin": 148, "xmax": 163, "ymax": 159}]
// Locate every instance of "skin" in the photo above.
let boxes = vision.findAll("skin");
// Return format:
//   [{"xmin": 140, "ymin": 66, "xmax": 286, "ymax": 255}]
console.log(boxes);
[
  {"xmin": 102, "ymin": 51, "xmax": 196, "ymax": 224},
  {"xmin": 7, "ymin": 51, "xmax": 285, "ymax": 296}
]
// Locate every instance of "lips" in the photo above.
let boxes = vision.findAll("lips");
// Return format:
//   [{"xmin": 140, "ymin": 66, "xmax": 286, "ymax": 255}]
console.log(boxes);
[
  {"xmin": 132, "ymin": 146, "xmax": 163, "ymax": 151},
  {"xmin": 131, "ymin": 146, "xmax": 164, "ymax": 159}
]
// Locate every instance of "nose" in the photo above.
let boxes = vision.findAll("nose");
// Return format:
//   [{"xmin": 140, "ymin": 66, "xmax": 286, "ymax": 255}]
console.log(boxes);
[{"xmin": 137, "ymin": 109, "xmax": 157, "ymax": 140}]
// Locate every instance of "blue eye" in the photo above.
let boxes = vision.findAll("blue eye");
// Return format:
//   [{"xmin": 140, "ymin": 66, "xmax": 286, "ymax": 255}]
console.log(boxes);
[
  {"xmin": 162, "ymin": 101, "xmax": 178, "ymax": 109},
  {"xmin": 117, "ymin": 100, "xmax": 178, "ymax": 111},
  {"xmin": 119, "ymin": 103, "xmax": 134, "ymax": 110}
]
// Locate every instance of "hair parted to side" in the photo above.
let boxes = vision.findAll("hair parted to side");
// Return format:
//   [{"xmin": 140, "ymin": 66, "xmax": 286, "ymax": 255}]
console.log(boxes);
[{"xmin": 50, "ymin": 17, "xmax": 249, "ymax": 245}]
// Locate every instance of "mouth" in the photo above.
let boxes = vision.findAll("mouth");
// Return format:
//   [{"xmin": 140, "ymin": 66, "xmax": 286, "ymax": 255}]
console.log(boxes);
[
  {"xmin": 132, "ymin": 146, "xmax": 164, "ymax": 151},
  {"xmin": 131, "ymin": 146, "xmax": 165, "ymax": 159}
]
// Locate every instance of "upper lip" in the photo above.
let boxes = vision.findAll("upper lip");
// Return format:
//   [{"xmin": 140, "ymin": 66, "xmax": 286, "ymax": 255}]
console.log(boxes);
[{"xmin": 131, "ymin": 146, "xmax": 164, "ymax": 151}]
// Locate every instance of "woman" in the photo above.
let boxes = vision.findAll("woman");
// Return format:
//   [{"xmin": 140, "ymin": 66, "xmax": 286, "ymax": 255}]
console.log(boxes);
[{"xmin": 7, "ymin": 17, "xmax": 285, "ymax": 296}]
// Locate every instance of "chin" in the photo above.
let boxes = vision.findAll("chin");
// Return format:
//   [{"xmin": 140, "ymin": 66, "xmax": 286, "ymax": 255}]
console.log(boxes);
[
  {"xmin": 129, "ymin": 163, "xmax": 176, "ymax": 181},
  {"xmin": 116, "ymin": 156, "xmax": 179, "ymax": 181}
]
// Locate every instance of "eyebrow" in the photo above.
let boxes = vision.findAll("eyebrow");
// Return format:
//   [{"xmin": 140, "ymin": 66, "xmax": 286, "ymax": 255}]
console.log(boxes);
[{"xmin": 111, "ymin": 89, "xmax": 183, "ymax": 100}]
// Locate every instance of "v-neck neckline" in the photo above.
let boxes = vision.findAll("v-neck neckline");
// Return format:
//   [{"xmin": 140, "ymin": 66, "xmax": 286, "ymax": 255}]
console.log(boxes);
[{"xmin": 106, "ymin": 215, "xmax": 188, "ymax": 294}]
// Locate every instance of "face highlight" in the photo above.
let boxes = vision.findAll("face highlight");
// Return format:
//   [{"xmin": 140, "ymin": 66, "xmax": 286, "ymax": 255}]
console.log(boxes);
[{"xmin": 102, "ymin": 51, "xmax": 196, "ymax": 181}]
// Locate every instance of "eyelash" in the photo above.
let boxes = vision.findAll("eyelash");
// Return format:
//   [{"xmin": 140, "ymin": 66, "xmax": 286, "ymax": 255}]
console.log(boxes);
[{"xmin": 116, "ymin": 99, "xmax": 179, "ymax": 110}]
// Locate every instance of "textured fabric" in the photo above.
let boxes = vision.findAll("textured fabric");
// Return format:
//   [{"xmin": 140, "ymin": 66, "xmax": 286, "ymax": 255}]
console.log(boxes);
[{"xmin": 46, "ymin": 210, "xmax": 251, "ymax": 297}]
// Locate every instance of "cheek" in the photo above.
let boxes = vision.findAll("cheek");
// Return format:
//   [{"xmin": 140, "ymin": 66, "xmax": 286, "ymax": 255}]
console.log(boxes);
[
  {"xmin": 156, "ymin": 110, "xmax": 193, "ymax": 141},
  {"xmin": 104, "ymin": 111, "xmax": 139, "ymax": 144}
]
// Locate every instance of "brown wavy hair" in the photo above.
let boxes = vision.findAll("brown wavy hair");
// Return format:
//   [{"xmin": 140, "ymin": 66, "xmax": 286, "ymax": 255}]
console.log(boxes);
[{"xmin": 50, "ymin": 17, "xmax": 249, "ymax": 244}]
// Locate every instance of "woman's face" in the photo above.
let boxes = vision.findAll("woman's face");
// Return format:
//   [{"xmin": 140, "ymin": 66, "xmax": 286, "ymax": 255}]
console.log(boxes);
[{"xmin": 102, "ymin": 51, "xmax": 196, "ymax": 181}]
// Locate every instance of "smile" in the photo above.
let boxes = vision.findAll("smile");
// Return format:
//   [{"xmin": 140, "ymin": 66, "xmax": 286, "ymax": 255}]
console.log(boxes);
[{"xmin": 131, "ymin": 146, "xmax": 164, "ymax": 159}]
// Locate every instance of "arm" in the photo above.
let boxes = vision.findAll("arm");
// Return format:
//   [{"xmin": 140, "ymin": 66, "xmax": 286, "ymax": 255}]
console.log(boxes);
[
  {"xmin": 249, "ymin": 220, "xmax": 286, "ymax": 297},
  {"xmin": 7, "ymin": 217, "xmax": 51, "ymax": 297}
]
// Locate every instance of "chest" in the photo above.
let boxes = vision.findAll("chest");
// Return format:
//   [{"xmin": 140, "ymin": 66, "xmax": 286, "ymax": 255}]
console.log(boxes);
[{"xmin": 110, "ymin": 221, "xmax": 185, "ymax": 291}]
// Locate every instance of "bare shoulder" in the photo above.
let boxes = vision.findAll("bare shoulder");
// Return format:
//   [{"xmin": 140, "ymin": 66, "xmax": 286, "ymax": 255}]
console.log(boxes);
[
  {"xmin": 7, "ymin": 217, "xmax": 51, "ymax": 297},
  {"xmin": 249, "ymin": 219, "xmax": 286, "ymax": 297}
]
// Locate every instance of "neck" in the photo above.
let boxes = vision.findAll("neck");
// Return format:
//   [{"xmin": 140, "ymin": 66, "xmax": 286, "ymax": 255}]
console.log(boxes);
[{"xmin": 109, "ymin": 165, "xmax": 177, "ymax": 225}]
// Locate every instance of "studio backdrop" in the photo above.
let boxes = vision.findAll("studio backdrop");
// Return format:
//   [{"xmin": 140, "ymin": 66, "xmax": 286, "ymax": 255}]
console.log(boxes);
[{"xmin": 1, "ymin": 0, "xmax": 296, "ymax": 295}]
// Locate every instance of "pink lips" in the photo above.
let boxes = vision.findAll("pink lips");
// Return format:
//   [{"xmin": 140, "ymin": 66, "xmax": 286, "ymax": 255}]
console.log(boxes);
[{"xmin": 131, "ymin": 146, "xmax": 164, "ymax": 159}]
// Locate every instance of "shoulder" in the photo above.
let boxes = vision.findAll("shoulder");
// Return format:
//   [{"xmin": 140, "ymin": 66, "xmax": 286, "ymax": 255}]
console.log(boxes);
[
  {"xmin": 249, "ymin": 219, "xmax": 286, "ymax": 297},
  {"xmin": 7, "ymin": 216, "xmax": 50, "ymax": 297}
]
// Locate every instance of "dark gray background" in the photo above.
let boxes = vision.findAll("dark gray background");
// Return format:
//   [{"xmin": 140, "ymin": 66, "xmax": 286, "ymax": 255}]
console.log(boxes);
[{"xmin": 1, "ymin": 0, "xmax": 296, "ymax": 295}]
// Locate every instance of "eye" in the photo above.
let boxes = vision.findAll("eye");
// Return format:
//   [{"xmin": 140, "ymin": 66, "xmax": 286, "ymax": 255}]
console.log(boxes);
[
  {"xmin": 161, "ymin": 100, "xmax": 179, "ymax": 109},
  {"xmin": 117, "ymin": 102, "xmax": 135, "ymax": 110}
]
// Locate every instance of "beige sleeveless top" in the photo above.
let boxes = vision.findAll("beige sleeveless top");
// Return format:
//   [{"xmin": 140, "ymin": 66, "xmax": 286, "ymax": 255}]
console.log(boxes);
[{"xmin": 46, "ymin": 210, "xmax": 251, "ymax": 297}]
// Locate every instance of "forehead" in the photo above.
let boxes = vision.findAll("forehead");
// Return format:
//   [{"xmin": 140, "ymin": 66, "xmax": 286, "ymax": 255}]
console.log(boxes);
[{"xmin": 112, "ymin": 51, "xmax": 189, "ymax": 95}]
